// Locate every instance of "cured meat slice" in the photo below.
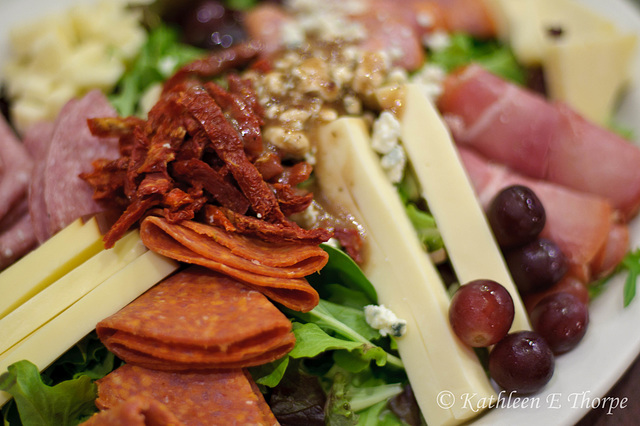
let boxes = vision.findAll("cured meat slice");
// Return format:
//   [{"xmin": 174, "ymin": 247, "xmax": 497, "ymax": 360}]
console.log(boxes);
[
  {"xmin": 94, "ymin": 365, "xmax": 278, "ymax": 426},
  {"xmin": 0, "ymin": 198, "xmax": 37, "ymax": 269},
  {"xmin": 439, "ymin": 64, "xmax": 640, "ymax": 220},
  {"xmin": 459, "ymin": 147, "xmax": 627, "ymax": 282},
  {"xmin": 23, "ymin": 121, "xmax": 55, "ymax": 243},
  {"xmin": 0, "ymin": 114, "xmax": 33, "ymax": 224},
  {"xmin": 41, "ymin": 90, "xmax": 119, "ymax": 240},
  {"xmin": 140, "ymin": 215, "xmax": 324, "ymax": 311},
  {"xmin": 97, "ymin": 266, "xmax": 296, "ymax": 370},
  {"xmin": 82, "ymin": 395, "xmax": 183, "ymax": 426}
]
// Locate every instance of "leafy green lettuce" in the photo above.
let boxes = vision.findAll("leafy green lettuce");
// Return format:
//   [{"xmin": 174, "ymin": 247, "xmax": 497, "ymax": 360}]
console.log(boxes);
[
  {"xmin": 251, "ymin": 245, "xmax": 412, "ymax": 425},
  {"xmin": 108, "ymin": 24, "xmax": 204, "ymax": 117},
  {"xmin": 0, "ymin": 333, "xmax": 119, "ymax": 426},
  {"xmin": 428, "ymin": 33, "xmax": 526, "ymax": 84}
]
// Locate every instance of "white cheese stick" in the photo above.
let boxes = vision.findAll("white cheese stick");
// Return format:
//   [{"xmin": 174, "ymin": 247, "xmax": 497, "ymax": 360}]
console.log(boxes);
[
  {"xmin": 0, "ymin": 217, "xmax": 104, "ymax": 319},
  {"xmin": 0, "ymin": 230, "xmax": 147, "ymax": 355},
  {"xmin": 399, "ymin": 83, "xmax": 530, "ymax": 332},
  {"xmin": 316, "ymin": 117, "xmax": 496, "ymax": 426},
  {"xmin": 0, "ymin": 250, "xmax": 179, "ymax": 407}
]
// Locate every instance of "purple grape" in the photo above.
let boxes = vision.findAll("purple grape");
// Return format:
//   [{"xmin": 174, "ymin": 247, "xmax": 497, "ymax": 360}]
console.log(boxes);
[
  {"xmin": 488, "ymin": 185, "xmax": 546, "ymax": 248},
  {"xmin": 180, "ymin": 1, "xmax": 247, "ymax": 49},
  {"xmin": 489, "ymin": 331, "xmax": 555, "ymax": 394},
  {"xmin": 449, "ymin": 279, "xmax": 515, "ymax": 347},
  {"xmin": 530, "ymin": 292, "xmax": 589, "ymax": 354},
  {"xmin": 505, "ymin": 238, "xmax": 568, "ymax": 294}
]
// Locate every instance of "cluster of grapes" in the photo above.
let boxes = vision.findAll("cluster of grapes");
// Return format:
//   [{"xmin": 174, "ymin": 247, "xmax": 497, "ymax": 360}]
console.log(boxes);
[{"xmin": 449, "ymin": 185, "xmax": 589, "ymax": 394}]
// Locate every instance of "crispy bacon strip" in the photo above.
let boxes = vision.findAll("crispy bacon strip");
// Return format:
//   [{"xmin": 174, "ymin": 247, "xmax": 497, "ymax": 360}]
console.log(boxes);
[
  {"xmin": 97, "ymin": 266, "xmax": 296, "ymax": 369},
  {"xmin": 95, "ymin": 365, "xmax": 278, "ymax": 425}
]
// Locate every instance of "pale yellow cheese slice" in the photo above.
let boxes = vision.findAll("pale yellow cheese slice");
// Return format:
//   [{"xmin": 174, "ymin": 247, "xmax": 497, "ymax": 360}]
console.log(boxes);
[
  {"xmin": 316, "ymin": 117, "xmax": 496, "ymax": 426},
  {"xmin": 0, "ymin": 250, "xmax": 179, "ymax": 407},
  {"xmin": 545, "ymin": 32, "xmax": 637, "ymax": 125},
  {"xmin": 0, "ymin": 230, "xmax": 147, "ymax": 355},
  {"xmin": 487, "ymin": 0, "xmax": 618, "ymax": 66},
  {"xmin": 0, "ymin": 217, "xmax": 104, "ymax": 319},
  {"xmin": 399, "ymin": 83, "xmax": 530, "ymax": 332}
]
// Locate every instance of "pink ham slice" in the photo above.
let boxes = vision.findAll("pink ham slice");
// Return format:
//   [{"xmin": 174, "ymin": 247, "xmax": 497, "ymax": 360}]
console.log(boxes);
[
  {"xmin": 439, "ymin": 64, "xmax": 640, "ymax": 220},
  {"xmin": 37, "ymin": 90, "xmax": 119, "ymax": 241},
  {"xmin": 459, "ymin": 147, "xmax": 628, "ymax": 282}
]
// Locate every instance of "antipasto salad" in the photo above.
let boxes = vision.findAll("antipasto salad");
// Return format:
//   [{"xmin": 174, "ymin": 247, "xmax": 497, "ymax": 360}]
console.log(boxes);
[{"xmin": 0, "ymin": 0, "xmax": 639, "ymax": 425}]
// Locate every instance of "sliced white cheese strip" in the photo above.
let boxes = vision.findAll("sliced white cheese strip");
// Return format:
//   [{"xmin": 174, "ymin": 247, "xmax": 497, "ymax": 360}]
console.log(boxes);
[
  {"xmin": 316, "ymin": 117, "xmax": 496, "ymax": 426},
  {"xmin": 0, "ymin": 217, "xmax": 103, "ymax": 319},
  {"xmin": 399, "ymin": 83, "xmax": 530, "ymax": 332},
  {"xmin": 0, "ymin": 230, "xmax": 147, "ymax": 355},
  {"xmin": 0, "ymin": 250, "xmax": 178, "ymax": 407}
]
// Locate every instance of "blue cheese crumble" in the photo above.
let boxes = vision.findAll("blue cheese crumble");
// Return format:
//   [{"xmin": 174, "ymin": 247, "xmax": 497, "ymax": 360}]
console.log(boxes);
[{"xmin": 364, "ymin": 304, "xmax": 407, "ymax": 338}]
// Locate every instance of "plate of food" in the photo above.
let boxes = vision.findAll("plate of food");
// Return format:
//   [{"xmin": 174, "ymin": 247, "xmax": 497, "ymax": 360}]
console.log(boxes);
[{"xmin": 0, "ymin": 0, "xmax": 638, "ymax": 425}]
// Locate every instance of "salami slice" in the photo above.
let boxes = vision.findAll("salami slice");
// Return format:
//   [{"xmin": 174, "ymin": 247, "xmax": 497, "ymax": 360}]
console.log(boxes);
[
  {"xmin": 97, "ymin": 266, "xmax": 295, "ymax": 370},
  {"xmin": 0, "ymin": 114, "xmax": 33, "ymax": 224},
  {"xmin": 42, "ymin": 90, "xmax": 119, "ymax": 239},
  {"xmin": 0, "ymin": 198, "xmax": 37, "ymax": 269},
  {"xmin": 139, "ymin": 216, "xmax": 323, "ymax": 312},
  {"xmin": 82, "ymin": 395, "xmax": 183, "ymax": 426},
  {"xmin": 23, "ymin": 121, "xmax": 55, "ymax": 243},
  {"xmin": 94, "ymin": 365, "xmax": 277, "ymax": 426}
]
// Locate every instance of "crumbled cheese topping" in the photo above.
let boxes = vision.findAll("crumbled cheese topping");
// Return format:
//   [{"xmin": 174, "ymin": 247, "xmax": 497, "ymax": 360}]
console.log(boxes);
[
  {"xmin": 371, "ymin": 111, "xmax": 407, "ymax": 184},
  {"xmin": 410, "ymin": 64, "xmax": 447, "ymax": 101},
  {"xmin": 422, "ymin": 29, "xmax": 451, "ymax": 52},
  {"xmin": 364, "ymin": 304, "xmax": 407, "ymax": 337}
]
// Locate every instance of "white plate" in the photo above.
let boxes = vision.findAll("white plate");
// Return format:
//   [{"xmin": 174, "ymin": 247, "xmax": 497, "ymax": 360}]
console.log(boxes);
[{"xmin": 1, "ymin": 1, "xmax": 639, "ymax": 425}]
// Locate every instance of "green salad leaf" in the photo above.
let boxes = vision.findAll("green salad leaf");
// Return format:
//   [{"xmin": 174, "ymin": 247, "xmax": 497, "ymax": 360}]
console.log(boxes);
[
  {"xmin": 428, "ymin": 33, "xmax": 526, "ymax": 84},
  {"xmin": 589, "ymin": 248, "xmax": 640, "ymax": 306},
  {"xmin": 0, "ymin": 361, "xmax": 97, "ymax": 426},
  {"xmin": 108, "ymin": 24, "xmax": 204, "ymax": 116}
]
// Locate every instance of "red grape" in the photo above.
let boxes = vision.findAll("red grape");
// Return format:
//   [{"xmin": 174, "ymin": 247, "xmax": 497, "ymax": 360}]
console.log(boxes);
[
  {"xmin": 488, "ymin": 185, "xmax": 546, "ymax": 248},
  {"xmin": 489, "ymin": 331, "xmax": 555, "ymax": 394},
  {"xmin": 530, "ymin": 292, "xmax": 589, "ymax": 354},
  {"xmin": 505, "ymin": 238, "xmax": 568, "ymax": 294},
  {"xmin": 449, "ymin": 279, "xmax": 515, "ymax": 347}
]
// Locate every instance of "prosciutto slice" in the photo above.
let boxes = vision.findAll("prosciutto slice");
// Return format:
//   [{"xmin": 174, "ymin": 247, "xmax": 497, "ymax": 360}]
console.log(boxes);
[
  {"xmin": 459, "ymin": 147, "xmax": 628, "ymax": 282},
  {"xmin": 439, "ymin": 64, "xmax": 640, "ymax": 220}
]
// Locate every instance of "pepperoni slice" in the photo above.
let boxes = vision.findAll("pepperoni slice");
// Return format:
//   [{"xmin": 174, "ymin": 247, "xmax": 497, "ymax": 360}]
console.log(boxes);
[
  {"xmin": 94, "ymin": 365, "xmax": 278, "ymax": 425},
  {"xmin": 82, "ymin": 395, "xmax": 183, "ymax": 426},
  {"xmin": 96, "ymin": 266, "xmax": 295, "ymax": 370},
  {"xmin": 139, "ymin": 216, "xmax": 324, "ymax": 312}
]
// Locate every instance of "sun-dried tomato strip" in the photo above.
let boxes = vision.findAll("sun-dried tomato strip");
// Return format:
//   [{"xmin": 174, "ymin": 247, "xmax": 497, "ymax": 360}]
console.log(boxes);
[
  {"xmin": 179, "ymin": 86, "xmax": 284, "ymax": 222},
  {"xmin": 87, "ymin": 116, "xmax": 145, "ymax": 138},
  {"xmin": 273, "ymin": 183, "xmax": 314, "ymax": 216},
  {"xmin": 279, "ymin": 161, "xmax": 313, "ymax": 186},
  {"xmin": 103, "ymin": 194, "xmax": 161, "ymax": 248},
  {"xmin": 205, "ymin": 80, "xmax": 263, "ymax": 157},
  {"xmin": 172, "ymin": 158, "xmax": 250, "ymax": 214},
  {"xmin": 227, "ymin": 73, "xmax": 264, "ymax": 119},
  {"xmin": 204, "ymin": 205, "xmax": 332, "ymax": 245},
  {"xmin": 163, "ymin": 42, "xmax": 261, "ymax": 92}
]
